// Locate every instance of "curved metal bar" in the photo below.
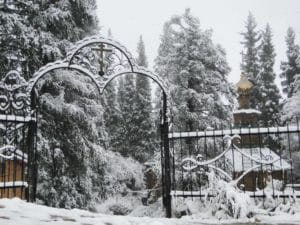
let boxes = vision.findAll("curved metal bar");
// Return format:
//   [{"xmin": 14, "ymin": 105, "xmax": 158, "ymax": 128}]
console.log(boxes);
[
  {"xmin": 100, "ymin": 70, "xmax": 168, "ymax": 97},
  {"xmin": 233, "ymin": 164, "xmax": 261, "ymax": 187},
  {"xmin": 26, "ymin": 61, "xmax": 102, "ymax": 95},
  {"xmin": 0, "ymin": 153, "xmax": 14, "ymax": 160},
  {"xmin": 181, "ymin": 135, "xmax": 234, "ymax": 167},
  {"xmin": 0, "ymin": 70, "xmax": 28, "ymax": 91},
  {"xmin": 181, "ymin": 134, "xmax": 290, "ymax": 189},
  {"xmin": 232, "ymin": 159, "xmax": 288, "ymax": 188},
  {"xmin": 0, "ymin": 145, "xmax": 15, "ymax": 160},
  {"xmin": 182, "ymin": 134, "xmax": 284, "ymax": 168},
  {"xmin": 0, "ymin": 145, "xmax": 15, "ymax": 153},
  {"xmin": 0, "ymin": 95, "xmax": 10, "ymax": 111},
  {"xmin": 207, "ymin": 164, "xmax": 232, "ymax": 181},
  {"xmin": 232, "ymin": 143, "xmax": 284, "ymax": 165},
  {"xmin": 100, "ymin": 68, "xmax": 173, "ymax": 122},
  {"xmin": 183, "ymin": 163, "xmax": 232, "ymax": 181},
  {"xmin": 67, "ymin": 36, "xmax": 136, "ymax": 71}
]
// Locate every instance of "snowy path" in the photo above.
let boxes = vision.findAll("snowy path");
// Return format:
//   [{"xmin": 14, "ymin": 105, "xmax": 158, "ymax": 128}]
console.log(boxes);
[{"xmin": 0, "ymin": 198, "xmax": 299, "ymax": 225}]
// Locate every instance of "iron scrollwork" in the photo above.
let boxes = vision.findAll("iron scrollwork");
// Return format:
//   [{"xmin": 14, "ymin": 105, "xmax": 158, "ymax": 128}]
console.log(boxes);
[
  {"xmin": 0, "ymin": 70, "xmax": 31, "ymax": 115},
  {"xmin": 181, "ymin": 134, "xmax": 290, "ymax": 188},
  {"xmin": 67, "ymin": 37, "xmax": 135, "ymax": 79}
]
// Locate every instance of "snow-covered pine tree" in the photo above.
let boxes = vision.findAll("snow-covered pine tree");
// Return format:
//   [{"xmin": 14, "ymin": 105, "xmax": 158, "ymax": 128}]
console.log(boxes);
[
  {"xmin": 35, "ymin": 1, "xmax": 105, "ymax": 209},
  {"xmin": 281, "ymin": 28, "xmax": 300, "ymax": 122},
  {"xmin": 155, "ymin": 9, "xmax": 235, "ymax": 131},
  {"xmin": 0, "ymin": 0, "xmax": 98, "ymax": 77},
  {"xmin": 136, "ymin": 36, "xmax": 148, "ymax": 67},
  {"xmin": 280, "ymin": 27, "xmax": 300, "ymax": 97},
  {"xmin": 240, "ymin": 12, "xmax": 260, "ymax": 108},
  {"xmin": 240, "ymin": 12, "xmax": 260, "ymax": 82},
  {"xmin": 102, "ymin": 29, "xmax": 120, "ymax": 150},
  {"xmin": 282, "ymin": 73, "xmax": 300, "ymax": 122},
  {"xmin": 112, "ymin": 37, "xmax": 156, "ymax": 162},
  {"xmin": 116, "ymin": 74, "xmax": 137, "ymax": 158},
  {"xmin": 0, "ymin": 0, "xmax": 109, "ymax": 209},
  {"xmin": 0, "ymin": 1, "xmax": 42, "ymax": 78},
  {"xmin": 256, "ymin": 24, "xmax": 281, "ymax": 126},
  {"xmin": 281, "ymin": 61, "xmax": 300, "ymax": 181},
  {"xmin": 133, "ymin": 36, "xmax": 156, "ymax": 161}
]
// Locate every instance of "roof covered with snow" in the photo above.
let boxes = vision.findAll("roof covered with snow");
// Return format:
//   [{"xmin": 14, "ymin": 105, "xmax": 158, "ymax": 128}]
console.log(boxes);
[
  {"xmin": 233, "ymin": 109, "xmax": 261, "ymax": 114},
  {"xmin": 225, "ymin": 147, "xmax": 291, "ymax": 172}
]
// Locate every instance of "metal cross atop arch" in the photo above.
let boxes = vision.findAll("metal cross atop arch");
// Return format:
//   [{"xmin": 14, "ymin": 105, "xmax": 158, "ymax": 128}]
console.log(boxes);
[{"xmin": 91, "ymin": 43, "xmax": 113, "ymax": 76}]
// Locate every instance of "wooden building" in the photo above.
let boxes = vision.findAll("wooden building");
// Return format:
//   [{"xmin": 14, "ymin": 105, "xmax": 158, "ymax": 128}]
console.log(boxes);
[
  {"xmin": 225, "ymin": 74, "xmax": 291, "ymax": 191},
  {"xmin": 225, "ymin": 147, "xmax": 290, "ymax": 191},
  {"xmin": 0, "ymin": 145, "xmax": 27, "ymax": 199}
]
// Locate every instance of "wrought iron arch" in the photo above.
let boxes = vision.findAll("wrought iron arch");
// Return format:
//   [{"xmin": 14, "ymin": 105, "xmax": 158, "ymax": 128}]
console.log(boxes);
[
  {"xmin": 65, "ymin": 36, "xmax": 172, "ymax": 121},
  {"xmin": 64, "ymin": 36, "xmax": 172, "ymax": 217},
  {"xmin": 100, "ymin": 70, "xmax": 167, "ymax": 96},
  {"xmin": 26, "ymin": 60, "xmax": 102, "ymax": 97},
  {"xmin": 25, "ymin": 36, "xmax": 172, "ymax": 122}
]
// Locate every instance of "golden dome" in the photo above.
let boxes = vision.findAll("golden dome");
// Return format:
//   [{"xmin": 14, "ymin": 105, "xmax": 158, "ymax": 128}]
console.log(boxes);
[{"xmin": 236, "ymin": 74, "xmax": 253, "ymax": 90}]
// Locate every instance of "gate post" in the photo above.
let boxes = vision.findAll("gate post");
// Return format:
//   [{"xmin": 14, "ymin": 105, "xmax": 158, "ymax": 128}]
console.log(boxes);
[
  {"xmin": 27, "ymin": 119, "xmax": 37, "ymax": 202},
  {"xmin": 162, "ymin": 92, "xmax": 172, "ymax": 218},
  {"xmin": 27, "ymin": 90, "xmax": 38, "ymax": 202}
]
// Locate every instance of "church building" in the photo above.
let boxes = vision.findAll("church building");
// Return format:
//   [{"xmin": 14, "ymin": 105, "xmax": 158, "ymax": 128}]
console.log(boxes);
[{"xmin": 225, "ymin": 74, "xmax": 291, "ymax": 191}]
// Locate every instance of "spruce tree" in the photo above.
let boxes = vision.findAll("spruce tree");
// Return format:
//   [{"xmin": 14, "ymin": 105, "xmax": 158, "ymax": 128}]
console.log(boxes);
[
  {"xmin": 155, "ymin": 9, "xmax": 235, "ymax": 131},
  {"xmin": 240, "ymin": 12, "xmax": 260, "ymax": 82},
  {"xmin": 0, "ymin": 0, "xmax": 98, "ymax": 77},
  {"xmin": 103, "ymin": 30, "xmax": 120, "ymax": 150},
  {"xmin": 133, "ymin": 36, "xmax": 156, "ymax": 161},
  {"xmin": 240, "ymin": 12, "xmax": 261, "ymax": 109},
  {"xmin": 280, "ymin": 27, "xmax": 300, "ymax": 97},
  {"xmin": 116, "ymin": 75, "xmax": 137, "ymax": 158},
  {"xmin": 257, "ymin": 24, "xmax": 281, "ymax": 126},
  {"xmin": 282, "ymin": 73, "xmax": 300, "ymax": 122},
  {"xmin": 0, "ymin": 1, "xmax": 41, "ymax": 78},
  {"xmin": 103, "ymin": 72, "xmax": 119, "ymax": 151},
  {"xmin": 0, "ymin": 0, "xmax": 108, "ymax": 209},
  {"xmin": 112, "ymin": 37, "xmax": 156, "ymax": 162},
  {"xmin": 281, "ymin": 27, "xmax": 300, "ymax": 122}
]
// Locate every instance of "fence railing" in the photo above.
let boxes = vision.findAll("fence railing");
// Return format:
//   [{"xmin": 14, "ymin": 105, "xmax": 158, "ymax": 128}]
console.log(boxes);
[
  {"xmin": 0, "ymin": 118, "xmax": 29, "ymax": 199},
  {"xmin": 0, "ymin": 70, "xmax": 37, "ymax": 201},
  {"xmin": 168, "ymin": 120, "xmax": 300, "ymax": 201}
]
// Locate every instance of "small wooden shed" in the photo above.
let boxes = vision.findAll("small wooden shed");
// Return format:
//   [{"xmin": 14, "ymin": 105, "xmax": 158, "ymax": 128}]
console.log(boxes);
[{"xmin": 225, "ymin": 147, "xmax": 291, "ymax": 191}]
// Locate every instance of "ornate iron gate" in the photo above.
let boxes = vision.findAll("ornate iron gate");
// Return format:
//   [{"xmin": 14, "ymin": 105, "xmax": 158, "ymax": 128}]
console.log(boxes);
[
  {"xmin": 0, "ymin": 70, "xmax": 37, "ymax": 201},
  {"xmin": 0, "ymin": 36, "xmax": 173, "ymax": 217}
]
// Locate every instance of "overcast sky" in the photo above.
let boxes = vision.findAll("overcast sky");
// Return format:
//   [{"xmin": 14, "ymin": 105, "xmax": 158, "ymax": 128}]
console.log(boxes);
[{"xmin": 96, "ymin": 0, "xmax": 300, "ymax": 86}]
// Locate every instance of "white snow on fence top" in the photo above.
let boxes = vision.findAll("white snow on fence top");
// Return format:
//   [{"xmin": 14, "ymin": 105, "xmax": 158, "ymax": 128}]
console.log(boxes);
[
  {"xmin": 0, "ymin": 181, "xmax": 28, "ymax": 188},
  {"xmin": 168, "ymin": 125, "xmax": 300, "ymax": 139},
  {"xmin": 224, "ymin": 147, "xmax": 291, "ymax": 172},
  {"xmin": 233, "ymin": 109, "xmax": 261, "ymax": 114},
  {"xmin": 0, "ymin": 114, "xmax": 36, "ymax": 122},
  {"xmin": 170, "ymin": 189, "xmax": 300, "ymax": 197}
]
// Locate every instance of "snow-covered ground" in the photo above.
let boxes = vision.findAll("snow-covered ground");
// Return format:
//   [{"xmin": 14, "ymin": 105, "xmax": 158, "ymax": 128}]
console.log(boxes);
[{"xmin": 0, "ymin": 198, "xmax": 300, "ymax": 225}]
